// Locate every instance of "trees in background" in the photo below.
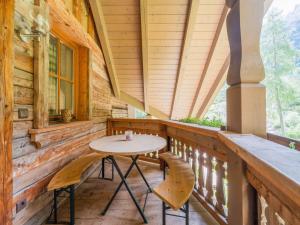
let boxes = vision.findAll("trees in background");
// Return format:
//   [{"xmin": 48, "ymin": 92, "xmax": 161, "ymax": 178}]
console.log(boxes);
[{"xmin": 261, "ymin": 9, "xmax": 300, "ymax": 137}]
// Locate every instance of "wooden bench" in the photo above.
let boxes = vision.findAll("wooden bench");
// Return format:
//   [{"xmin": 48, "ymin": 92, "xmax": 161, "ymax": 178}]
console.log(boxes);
[
  {"xmin": 47, "ymin": 152, "xmax": 107, "ymax": 225},
  {"xmin": 153, "ymin": 152, "xmax": 195, "ymax": 225}
]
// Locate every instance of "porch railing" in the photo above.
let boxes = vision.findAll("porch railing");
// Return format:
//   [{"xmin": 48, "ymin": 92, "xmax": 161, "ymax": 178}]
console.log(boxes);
[
  {"xmin": 107, "ymin": 118, "xmax": 300, "ymax": 225},
  {"xmin": 267, "ymin": 132, "xmax": 300, "ymax": 151}
]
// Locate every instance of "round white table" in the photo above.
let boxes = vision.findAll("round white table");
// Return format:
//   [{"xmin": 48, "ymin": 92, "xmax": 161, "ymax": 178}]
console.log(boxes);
[{"xmin": 89, "ymin": 134, "xmax": 167, "ymax": 224}]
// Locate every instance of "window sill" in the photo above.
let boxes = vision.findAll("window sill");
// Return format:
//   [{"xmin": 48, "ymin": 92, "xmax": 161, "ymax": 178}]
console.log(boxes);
[
  {"xmin": 29, "ymin": 120, "xmax": 93, "ymax": 148},
  {"xmin": 29, "ymin": 120, "xmax": 92, "ymax": 134}
]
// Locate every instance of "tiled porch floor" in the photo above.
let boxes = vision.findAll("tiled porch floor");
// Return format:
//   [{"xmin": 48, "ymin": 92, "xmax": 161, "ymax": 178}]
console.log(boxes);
[{"xmin": 56, "ymin": 157, "xmax": 218, "ymax": 225}]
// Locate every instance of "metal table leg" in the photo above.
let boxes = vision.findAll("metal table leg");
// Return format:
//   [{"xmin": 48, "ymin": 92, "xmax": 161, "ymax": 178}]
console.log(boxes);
[
  {"xmin": 101, "ymin": 155, "xmax": 149, "ymax": 224},
  {"xmin": 131, "ymin": 156, "xmax": 152, "ymax": 192}
]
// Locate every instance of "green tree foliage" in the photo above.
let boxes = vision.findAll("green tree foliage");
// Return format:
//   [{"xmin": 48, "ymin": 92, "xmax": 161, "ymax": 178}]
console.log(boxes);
[
  {"xmin": 179, "ymin": 117, "xmax": 224, "ymax": 128},
  {"xmin": 261, "ymin": 9, "xmax": 300, "ymax": 137}
]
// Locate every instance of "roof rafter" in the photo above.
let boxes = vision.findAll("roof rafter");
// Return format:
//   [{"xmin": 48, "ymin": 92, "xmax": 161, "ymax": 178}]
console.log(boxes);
[
  {"xmin": 264, "ymin": 0, "xmax": 273, "ymax": 14},
  {"xmin": 196, "ymin": 57, "xmax": 229, "ymax": 118},
  {"xmin": 120, "ymin": 91, "xmax": 169, "ymax": 119},
  {"xmin": 140, "ymin": 0, "xmax": 149, "ymax": 113},
  {"xmin": 188, "ymin": 5, "xmax": 228, "ymax": 117},
  {"xmin": 170, "ymin": 0, "xmax": 200, "ymax": 119},
  {"xmin": 88, "ymin": 0, "xmax": 120, "ymax": 98}
]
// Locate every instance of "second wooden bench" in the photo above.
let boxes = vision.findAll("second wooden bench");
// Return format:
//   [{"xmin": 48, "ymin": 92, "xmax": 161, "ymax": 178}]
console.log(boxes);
[{"xmin": 153, "ymin": 152, "xmax": 195, "ymax": 225}]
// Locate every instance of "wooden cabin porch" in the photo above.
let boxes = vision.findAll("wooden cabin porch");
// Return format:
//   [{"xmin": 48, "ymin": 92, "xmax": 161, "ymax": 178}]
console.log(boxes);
[{"xmin": 0, "ymin": 0, "xmax": 299, "ymax": 225}]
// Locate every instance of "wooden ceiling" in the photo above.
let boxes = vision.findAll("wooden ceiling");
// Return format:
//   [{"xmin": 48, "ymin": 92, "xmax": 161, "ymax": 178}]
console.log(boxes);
[{"xmin": 89, "ymin": 0, "xmax": 231, "ymax": 119}]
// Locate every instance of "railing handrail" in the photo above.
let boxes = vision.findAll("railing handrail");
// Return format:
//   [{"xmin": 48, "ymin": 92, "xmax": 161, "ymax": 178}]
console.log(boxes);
[
  {"xmin": 218, "ymin": 132, "xmax": 300, "ymax": 213},
  {"xmin": 109, "ymin": 118, "xmax": 220, "ymax": 137},
  {"xmin": 267, "ymin": 132, "xmax": 300, "ymax": 151}
]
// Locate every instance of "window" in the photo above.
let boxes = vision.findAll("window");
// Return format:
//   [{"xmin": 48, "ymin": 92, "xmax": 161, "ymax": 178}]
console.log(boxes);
[{"xmin": 48, "ymin": 35, "xmax": 75, "ymax": 120}]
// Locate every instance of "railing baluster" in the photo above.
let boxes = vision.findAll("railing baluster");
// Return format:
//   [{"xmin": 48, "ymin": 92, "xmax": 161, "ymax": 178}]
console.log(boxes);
[
  {"xmin": 170, "ymin": 137, "xmax": 174, "ymax": 154},
  {"xmin": 192, "ymin": 148, "xmax": 198, "ymax": 188},
  {"xmin": 198, "ymin": 151, "xmax": 205, "ymax": 196},
  {"xmin": 174, "ymin": 139, "xmax": 178, "ymax": 156},
  {"xmin": 205, "ymin": 154, "xmax": 214, "ymax": 205},
  {"xmin": 215, "ymin": 159, "xmax": 226, "ymax": 217},
  {"xmin": 258, "ymin": 195, "xmax": 268, "ymax": 225},
  {"xmin": 189, "ymin": 146, "xmax": 193, "ymax": 167},
  {"xmin": 183, "ymin": 142, "xmax": 186, "ymax": 160},
  {"xmin": 178, "ymin": 140, "xmax": 183, "ymax": 158}
]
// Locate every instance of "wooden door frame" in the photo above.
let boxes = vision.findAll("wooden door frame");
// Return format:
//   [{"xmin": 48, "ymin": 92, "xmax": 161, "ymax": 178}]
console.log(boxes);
[{"xmin": 0, "ymin": 0, "xmax": 14, "ymax": 224}]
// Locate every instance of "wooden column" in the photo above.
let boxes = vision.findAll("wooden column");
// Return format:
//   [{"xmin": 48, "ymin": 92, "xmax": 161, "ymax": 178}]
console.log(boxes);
[
  {"xmin": 0, "ymin": 0, "xmax": 14, "ymax": 224},
  {"xmin": 33, "ymin": 0, "xmax": 49, "ymax": 128},
  {"xmin": 226, "ymin": 0, "xmax": 266, "ymax": 137},
  {"xmin": 77, "ymin": 47, "xmax": 92, "ymax": 121}
]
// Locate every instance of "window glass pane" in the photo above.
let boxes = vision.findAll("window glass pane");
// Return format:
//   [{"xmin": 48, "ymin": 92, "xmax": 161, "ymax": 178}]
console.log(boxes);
[
  {"xmin": 60, "ymin": 80, "xmax": 74, "ymax": 113},
  {"xmin": 48, "ymin": 77, "xmax": 58, "ymax": 116},
  {"xmin": 60, "ymin": 44, "xmax": 73, "ymax": 81},
  {"xmin": 49, "ymin": 36, "xmax": 58, "ymax": 74}
]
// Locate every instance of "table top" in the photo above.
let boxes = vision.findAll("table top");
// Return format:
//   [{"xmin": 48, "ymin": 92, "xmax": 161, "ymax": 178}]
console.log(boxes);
[{"xmin": 89, "ymin": 134, "xmax": 167, "ymax": 156}]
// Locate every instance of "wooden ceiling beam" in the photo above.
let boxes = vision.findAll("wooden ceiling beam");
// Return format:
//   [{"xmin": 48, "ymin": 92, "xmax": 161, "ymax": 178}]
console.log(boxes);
[
  {"xmin": 264, "ymin": 0, "xmax": 273, "ymax": 13},
  {"xmin": 188, "ymin": 5, "xmax": 228, "ymax": 117},
  {"xmin": 88, "ymin": 0, "xmax": 120, "ymax": 98},
  {"xmin": 170, "ymin": 0, "xmax": 200, "ymax": 119},
  {"xmin": 196, "ymin": 57, "xmax": 229, "ymax": 118},
  {"xmin": 140, "ymin": 0, "xmax": 149, "ymax": 113},
  {"xmin": 120, "ymin": 91, "xmax": 169, "ymax": 119}
]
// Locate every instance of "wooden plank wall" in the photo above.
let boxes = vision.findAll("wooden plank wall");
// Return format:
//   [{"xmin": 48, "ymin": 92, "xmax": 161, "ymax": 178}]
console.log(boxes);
[{"xmin": 12, "ymin": 1, "xmax": 128, "ymax": 224}]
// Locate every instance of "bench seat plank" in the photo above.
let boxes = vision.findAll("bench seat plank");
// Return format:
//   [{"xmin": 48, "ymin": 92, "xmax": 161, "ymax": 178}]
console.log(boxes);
[
  {"xmin": 47, "ymin": 153, "xmax": 107, "ymax": 191},
  {"xmin": 153, "ymin": 152, "xmax": 195, "ymax": 210}
]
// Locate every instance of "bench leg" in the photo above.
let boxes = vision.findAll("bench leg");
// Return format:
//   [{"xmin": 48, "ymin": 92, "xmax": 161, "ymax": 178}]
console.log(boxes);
[
  {"xmin": 46, "ymin": 189, "xmax": 58, "ymax": 224},
  {"xmin": 53, "ymin": 190, "xmax": 58, "ymax": 223},
  {"xmin": 69, "ymin": 185, "xmax": 75, "ymax": 225},
  {"xmin": 185, "ymin": 200, "xmax": 189, "ymax": 225},
  {"xmin": 101, "ymin": 158, "xmax": 105, "ymax": 178},
  {"xmin": 163, "ymin": 161, "xmax": 166, "ymax": 180},
  {"xmin": 162, "ymin": 201, "xmax": 166, "ymax": 225},
  {"xmin": 161, "ymin": 199, "xmax": 189, "ymax": 225},
  {"xmin": 99, "ymin": 157, "xmax": 114, "ymax": 180}
]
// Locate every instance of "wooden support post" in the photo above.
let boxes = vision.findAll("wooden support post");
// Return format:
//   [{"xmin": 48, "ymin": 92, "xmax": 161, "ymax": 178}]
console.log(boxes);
[
  {"xmin": 33, "ymin": 0, "xmax": 49, "ymax": 128},
  {"xmin": 140, "ymin": 0, "xmax": 149, "ymax": 113},
  {"xmin": 227, "ymin": 151, "xmax": 257, "ymax": 225},
  {"xmin": 225, "ymin": 0, "xmax": 266, "ymax": 137},
  {"xmin": 77, "ymin": 47, "xmax": 92, "ymax": 120},
  {"xmin": 0, "ymin": 0, "xmax": 14, "ymax": 224},
  {"xmin": 107, "ymin": 119, "xmax": 112, "ymax": 136}
]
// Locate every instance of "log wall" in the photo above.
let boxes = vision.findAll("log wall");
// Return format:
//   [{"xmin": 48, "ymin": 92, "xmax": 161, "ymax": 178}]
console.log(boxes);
[{"xmin": 12, "ymin": 1, "xmax": 128, "ymax": 224}]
